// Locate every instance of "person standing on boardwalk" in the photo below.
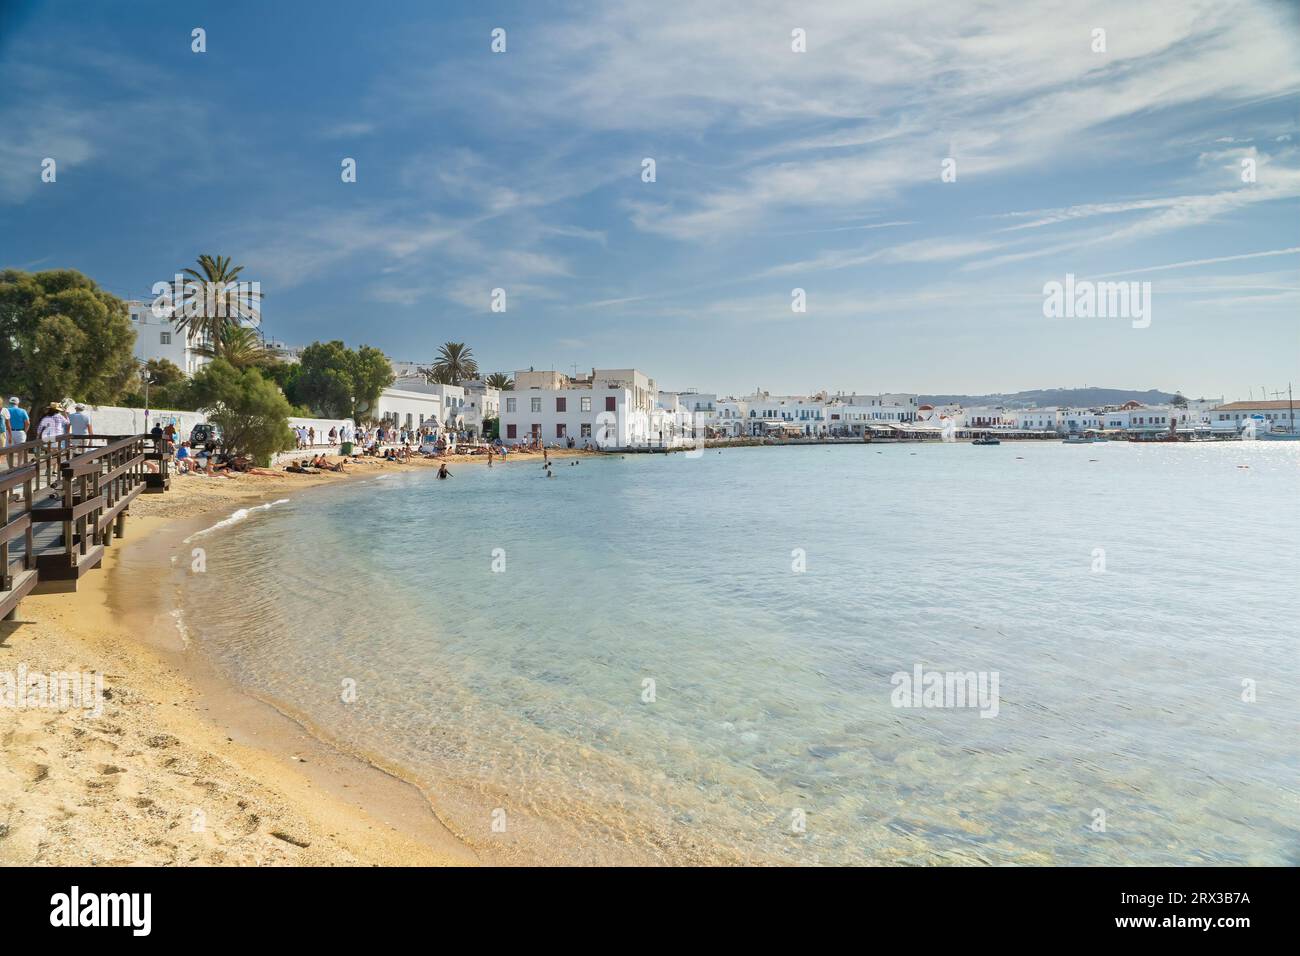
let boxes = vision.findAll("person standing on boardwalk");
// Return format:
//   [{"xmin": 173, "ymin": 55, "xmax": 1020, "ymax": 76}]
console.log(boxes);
[
  {"xmin": 37, "ymin": 403, "xmax": 67, "ymax": 442},
  {"xmin": 7, "ymin": 398, "xmax": 29, "ymax": 446},
  {"xmin": 68, "ymin": 403, "xmax": 93, "ymax": 452}
]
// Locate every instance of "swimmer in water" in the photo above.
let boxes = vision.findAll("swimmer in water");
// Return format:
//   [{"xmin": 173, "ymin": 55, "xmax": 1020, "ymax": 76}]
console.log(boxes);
[{"xmin": 437, "ymin": 463, "xmax": 452, "ymax": 479}]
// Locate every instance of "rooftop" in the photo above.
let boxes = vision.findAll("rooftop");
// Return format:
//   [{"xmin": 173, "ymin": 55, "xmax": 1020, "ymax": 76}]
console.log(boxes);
[{"xmin": 1214, "ymin": 400, "xmax": 1296, "ymax": 411}]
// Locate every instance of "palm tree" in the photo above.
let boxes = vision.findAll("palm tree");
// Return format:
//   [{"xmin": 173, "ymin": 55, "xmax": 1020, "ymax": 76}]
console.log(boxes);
[
  {"xmin": 170, "ymin": 254, "xmax": 261, "ymax": 359},
  {"xmin": 426, "ymin": 342, "xmax": 478, "ymax": 385},
  {"xmin": 196, "ymin": 325, "xmax": 270, "ymax": 370},
  {"xmin": 484, "ymin": 371, "xmax": 513, "ymax": 390}
]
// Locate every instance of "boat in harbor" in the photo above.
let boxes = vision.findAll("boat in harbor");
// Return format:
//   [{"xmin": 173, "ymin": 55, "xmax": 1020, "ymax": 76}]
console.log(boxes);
[{"xmin": 972, "ymin": 437, "xmax": 1001, "ymax": 445}]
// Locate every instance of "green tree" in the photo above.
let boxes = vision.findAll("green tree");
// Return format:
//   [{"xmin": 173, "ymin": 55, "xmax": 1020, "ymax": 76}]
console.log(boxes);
[
  {"xmin": 168, "ymin": 254, "xmax": 260, "ymax": 359},
  {"xmin": 0, "ymin": 269, "xmax": 137, "ymax": 411},
  {"xmin": 187, "ymin": 359, "xmax": 294, "ymax": 465},
  {"xmin": 196, "ymin": 325, "xmax": 270, "ymax": 369},
  {"xmin": 265, "ymin": 359, "xmax": 303, "ymax": 406},
  {"xmin": 484, "ymin": 371, "xmax": 513, "ymax": 390},
  {"xmin": 121, "ymin": 358, "xmax": 198, "ymax": 410},
  {"xmin": 422, "ymin": 342, "xmax": 478, "ymax": 385},
  {"xmin": 295, "ymin": 340, "xmax": 393, "ymax": 421}
]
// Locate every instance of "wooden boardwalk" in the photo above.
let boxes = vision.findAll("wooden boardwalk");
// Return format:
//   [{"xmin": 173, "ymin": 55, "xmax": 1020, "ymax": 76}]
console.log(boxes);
[{"xmin": 0, "ymin": 433, "xmax": 170, "ymax": 618}]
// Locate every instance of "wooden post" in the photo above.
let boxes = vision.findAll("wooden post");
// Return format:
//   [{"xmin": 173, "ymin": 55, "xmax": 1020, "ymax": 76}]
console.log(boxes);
[{"xmin": 0, "ymin": 487, "xmax": 9, "ymax": 593}]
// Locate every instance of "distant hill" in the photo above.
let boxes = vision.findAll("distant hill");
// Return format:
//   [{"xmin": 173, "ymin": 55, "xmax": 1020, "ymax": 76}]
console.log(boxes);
[{"xmin": 919, "ymin": 388, "xmax": 1180, "ymax": 409}]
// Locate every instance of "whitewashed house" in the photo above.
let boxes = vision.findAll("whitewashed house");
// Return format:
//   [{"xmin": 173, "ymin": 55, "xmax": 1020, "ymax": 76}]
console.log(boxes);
[
  {"xmin": 1015, "ymin": 408, "xmax": 1063, "ymax": 433},
  {"xmin": 126, "ymin": 299, "xmax": 212, "ymax": 376}
]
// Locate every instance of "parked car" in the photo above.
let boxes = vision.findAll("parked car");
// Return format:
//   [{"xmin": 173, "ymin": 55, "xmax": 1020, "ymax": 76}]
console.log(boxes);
[{"xmin": 189, "ymin": 423, "xmax": 222, "ymax": 448}]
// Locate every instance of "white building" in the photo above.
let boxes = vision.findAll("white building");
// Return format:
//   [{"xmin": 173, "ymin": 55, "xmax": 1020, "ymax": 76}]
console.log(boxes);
[
  {"xmin": 460, "ymin": 380, "xmax": 502, "ymax": 440},
  {"xmin": 1015, "ymin": 407, "xmax": 1063, "ymax": 433},
  {"xmin": 1060, "ymin": 408, "xmax": 1105, "ymax": 433},
  {"xmin": 375, "ymin": 386, "xmax": 442, "ymax": 433},
  {"xmin": 712, "ymin": 399, "xmax": 748, "ymax": 437},
  {"xmin": 126, "ymin": 299, "xmax": 212, "ymax": 376},
  {"xmin": 500, "ymin": 384, "xmax": 633, "ymax": 446},
  {"xmin": 961, "ymin": 405, "xmax": 1014, "ymax": 429},
  {"xmin": 1209, "ymin": 400, "xmax": 1298, "ymax": 433},
  {"xmin": 499, "ymin": 367, "xmax": 679, "ymax": 448}
]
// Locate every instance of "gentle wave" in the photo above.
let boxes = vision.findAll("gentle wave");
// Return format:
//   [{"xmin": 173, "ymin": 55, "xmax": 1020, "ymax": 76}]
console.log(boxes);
[
  {"xmin": 170, "ymin": 607, "xmax": 191, "ymax": 649},
  {"xmin": 183, "ymin": 499, "xmax": 291, "ymax": 543}
]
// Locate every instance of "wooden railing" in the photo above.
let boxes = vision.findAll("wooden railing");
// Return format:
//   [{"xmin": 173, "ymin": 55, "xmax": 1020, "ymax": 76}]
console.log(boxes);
[{"xmin": 0, "ymin": 433, "xmax": 162, "ymax": 611}]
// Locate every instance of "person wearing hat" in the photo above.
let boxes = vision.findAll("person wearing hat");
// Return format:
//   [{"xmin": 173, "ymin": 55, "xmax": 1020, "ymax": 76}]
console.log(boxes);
[
  {"xmin": 6, "ymin": 397, "xmax": 28, "ymax": 447},
  {"xmin": 37, "ymin": 402, "xmax": 68, "ymax": 443}
]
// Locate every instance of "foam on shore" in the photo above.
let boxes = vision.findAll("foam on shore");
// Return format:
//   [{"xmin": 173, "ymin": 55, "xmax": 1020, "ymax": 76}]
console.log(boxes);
[{"xmin": 183, "ymin": 499, "xmax": 290, "ymax": 543}]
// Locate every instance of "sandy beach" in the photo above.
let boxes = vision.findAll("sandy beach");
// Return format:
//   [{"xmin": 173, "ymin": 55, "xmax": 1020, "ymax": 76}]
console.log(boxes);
[{"xmin": 0, "ymin": 445, "xmax": 592, "ymax": 866}]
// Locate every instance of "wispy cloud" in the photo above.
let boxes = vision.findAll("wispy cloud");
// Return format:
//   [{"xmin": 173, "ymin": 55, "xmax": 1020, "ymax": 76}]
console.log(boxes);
[{"xmin": 1090, "ymin": 247, "xmax": 1300, "ymax": 278}]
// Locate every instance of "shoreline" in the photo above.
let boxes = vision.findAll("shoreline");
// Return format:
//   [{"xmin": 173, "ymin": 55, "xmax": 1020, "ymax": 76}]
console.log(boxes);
[{"xmin": 0, "ymin": 449, "xmax": 598, "ymax": 866}]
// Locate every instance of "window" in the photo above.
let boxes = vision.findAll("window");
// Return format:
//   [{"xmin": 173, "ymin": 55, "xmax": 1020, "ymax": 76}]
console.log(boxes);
[
  {"xmin": 580, "ymin": 396, "xmax": 591, "ymax": 412},
  {"xmin": 506, "ymin": 397, "xmax": 516, "ymax": 412},
  {"xmin": 531, "ymin": 397, "xmax": 542, "ymax": 413},
  {"xmin": 605, "ymin": 396, "xmax": 616, "ymax": 412},
  {"xmin": 556, "ymin": 424, "xmax": 566, "ymax": 438},
  {"xmin": 556, "ymin": 397, "xmax": 567, "ymax": 412},
  {"xmin": 507, "ymin": 424, "xmax": 517, "ymax": 439},
  {"xmin": 160, "ymin": 331, "xmax": 171, "ymax": 345},
  {"xmin": 581, "ymin": 423, "xmax": 591, "ymax": 438}
]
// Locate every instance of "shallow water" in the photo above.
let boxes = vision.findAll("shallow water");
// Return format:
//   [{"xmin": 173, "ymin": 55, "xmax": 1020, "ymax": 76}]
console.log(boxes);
[{"xmin": 176, "ymin": 442, "xmax": 1300, "ymax": 864}]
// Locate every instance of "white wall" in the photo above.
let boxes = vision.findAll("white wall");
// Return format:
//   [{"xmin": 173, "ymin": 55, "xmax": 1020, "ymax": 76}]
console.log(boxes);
[
  {"xmin": 81, "ymin": 403, "xmax": 208, "ymax": 437},
  {"xmin": 76, "ymin": 404, "xmax": 351, "ymax": 449},
  {"xmin": 376, "ymin": 387, "xmax": 444, "ymax": 431}
]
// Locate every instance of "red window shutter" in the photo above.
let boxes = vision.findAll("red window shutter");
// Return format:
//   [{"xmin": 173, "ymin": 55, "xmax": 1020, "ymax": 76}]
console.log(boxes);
[
  {"xmin": 605, "ymin": 396, "xmax": 616, "ymax": 412},
  {"xmin": 556, "ymin": 397, "xmax": 566, "ymax": 412},
  {"xmin": 507, "ymin": 424, "xmax": 516, "ymax": 438}
]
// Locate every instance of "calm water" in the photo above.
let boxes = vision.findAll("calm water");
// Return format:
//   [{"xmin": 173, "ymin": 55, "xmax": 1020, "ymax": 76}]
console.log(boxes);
[{"xmin": 176, "ymin": 442, "xmax": 1300, "ymax": 865}]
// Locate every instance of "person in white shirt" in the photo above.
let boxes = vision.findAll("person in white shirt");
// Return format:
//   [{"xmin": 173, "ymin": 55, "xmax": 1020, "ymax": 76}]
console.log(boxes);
[{"xmin": 37, "ymin": 403, "xmax": 69, "ymax": 442}]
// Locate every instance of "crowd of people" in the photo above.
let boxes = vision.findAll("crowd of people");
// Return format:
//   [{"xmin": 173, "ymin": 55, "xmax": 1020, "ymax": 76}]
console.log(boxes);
[
  {"xmin": 2, "ymin": 398, "xmax": 597, "ymax": 486},
  {"xmin": 2, "ymin": 397, "xmax": 96, "ymax": 449}
]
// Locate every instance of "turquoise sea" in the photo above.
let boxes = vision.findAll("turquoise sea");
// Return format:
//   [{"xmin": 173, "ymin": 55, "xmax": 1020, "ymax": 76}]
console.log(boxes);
[{"xmin": 173, "ymin": 442, "xmax": 1300, "ymax": 864}]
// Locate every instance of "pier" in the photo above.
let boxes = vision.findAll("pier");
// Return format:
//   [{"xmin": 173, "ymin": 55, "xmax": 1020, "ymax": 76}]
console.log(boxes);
[{"xmin": 0, "ymin": 434, "xmax": 169, "ymax": 619}]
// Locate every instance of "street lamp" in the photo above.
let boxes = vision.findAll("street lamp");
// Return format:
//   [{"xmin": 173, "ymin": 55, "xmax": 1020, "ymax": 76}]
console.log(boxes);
[{"xmin": 138, "ymin": 360, "xmax": 156, "ymax": 433}]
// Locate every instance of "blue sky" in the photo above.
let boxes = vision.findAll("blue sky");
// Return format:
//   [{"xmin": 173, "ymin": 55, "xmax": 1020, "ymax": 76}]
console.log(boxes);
[{"xmin": 2, "ymin": 0, "xmax": 1297, "ymax": 398}]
